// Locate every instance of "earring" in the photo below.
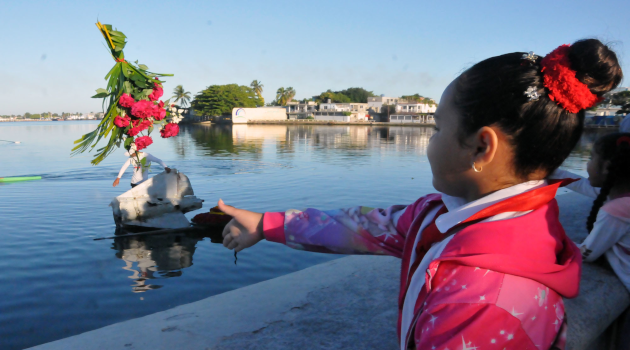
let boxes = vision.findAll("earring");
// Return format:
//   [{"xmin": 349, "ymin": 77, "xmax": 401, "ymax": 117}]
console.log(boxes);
[{"xmin": 472, "ymin": 162, "xmax": 482, "ymax": 173}]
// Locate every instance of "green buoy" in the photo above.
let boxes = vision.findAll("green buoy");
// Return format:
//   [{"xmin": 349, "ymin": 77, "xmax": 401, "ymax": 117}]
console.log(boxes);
[{"xmin": 0, "ymin": 176, "xmax": 42, "ymax": 183}]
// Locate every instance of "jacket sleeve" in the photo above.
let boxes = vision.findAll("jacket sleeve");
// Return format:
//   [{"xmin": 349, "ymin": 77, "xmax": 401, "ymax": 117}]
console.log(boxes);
[
  {"xmin": 549, "ymin": 168, "xmax": 600, "ymax": 198},
  {"xmin": 580, "ymin": 211, "xmax": 630, "ymax": 261},
  {"xmin": 262, "ymin": 196, "xmax": 438, "ymax": 257},
  {"xmin": 414, "ymin": 303, "xmax": 535, "ymax": 349}
]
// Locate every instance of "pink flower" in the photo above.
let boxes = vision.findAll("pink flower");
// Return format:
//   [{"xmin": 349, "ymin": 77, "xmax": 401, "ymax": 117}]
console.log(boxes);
[
  {"xmin": 134, "ymin": 136, "xmax": 153, "ymax": 150},
  {"xmin": 119, "ymin": 93, "xmax": 135, "ymax": 108},
  {"xmin": 127, "ymin": 120, "xmax": 152, "ymax": 136},
  {"xmin": 160, "ymin": 123, "xmax": 179, "ymax": 138},
  {"xmin": 127, "ymin": 127, "xmax": 141, "ymax": 137},
  {"xmin": 114, "ymin": 115, "xmax": 130, "ymax": 128},
  {"xmin": 131, "ymin": 100, "xmax": 154, "ymax": 119},
  {"xmin": 153, "ymin": 104, "xmax": 167, "ymax": 121},
  {"xmin": 148, "ymin": 83, "xmax": 163, "ymax": 102}
]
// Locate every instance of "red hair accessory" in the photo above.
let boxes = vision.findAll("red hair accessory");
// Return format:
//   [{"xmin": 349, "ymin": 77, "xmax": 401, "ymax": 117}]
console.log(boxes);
[
  {"xmin": 616, "ymin": 136, "xmax": 630, "ymax": 147},
  {"xmin": 541, "ymin": 45, "xmax": 602, "ymax": 113}
]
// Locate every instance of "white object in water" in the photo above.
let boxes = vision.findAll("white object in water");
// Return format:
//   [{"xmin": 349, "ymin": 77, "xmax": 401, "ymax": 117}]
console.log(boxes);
[{"xmin": 111, "ymin": 169, "xmax": 204, "ymax": 229}]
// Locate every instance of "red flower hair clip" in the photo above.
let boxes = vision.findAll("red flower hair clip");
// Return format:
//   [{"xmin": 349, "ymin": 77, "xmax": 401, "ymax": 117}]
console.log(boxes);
[
  {"xmin": 616, "ymin": 136, "xmax": 630, "ymax": 147},
  {"xmin": 540, "ymin": 45, "xmax": 603, "ymax": 113}
]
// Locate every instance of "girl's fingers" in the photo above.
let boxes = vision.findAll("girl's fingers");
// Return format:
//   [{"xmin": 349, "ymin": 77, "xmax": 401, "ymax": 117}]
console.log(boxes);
[
  {"xmin": 222, "ymin": 233, "xmax": 233, "ymax": 248},
  {"xmin": 226, "ymin": 239, "xmax": 239, "ymax": 250},
  {"xmin": 222, "ymin": 219, "xmax": 235, "ymax": 238}
]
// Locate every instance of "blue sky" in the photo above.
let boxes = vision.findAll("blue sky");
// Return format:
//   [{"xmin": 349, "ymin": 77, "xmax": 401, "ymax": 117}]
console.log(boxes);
[{"xmin": 0, "ymin": 0, "xmax": 628, "ymax": 115}]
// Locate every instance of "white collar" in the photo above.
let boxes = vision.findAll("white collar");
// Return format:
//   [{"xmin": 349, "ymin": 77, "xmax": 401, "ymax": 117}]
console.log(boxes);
[{"xmin": 436, "ymin": 180, "xmax": 547, "ymax": 233}]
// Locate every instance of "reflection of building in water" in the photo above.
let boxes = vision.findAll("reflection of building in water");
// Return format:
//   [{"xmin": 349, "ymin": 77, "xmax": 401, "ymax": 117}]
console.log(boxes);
[
  {"xmin": 386, "ymin": 127, "xmax": 434, "ymax": 155},
  {"xmin": 232, "ymin": 125, "xmax": 287, "ymax": 144},
  {"xmin": 180, "ymin": 124, "xmax": 435, "ymax": 158},
  {"xmin": 113, "ymin": 234, "xmax": 202, "ymax": 293},
  {"xmin": 283, "ymin": 125, "xmax": 435, "ymax": 155}
]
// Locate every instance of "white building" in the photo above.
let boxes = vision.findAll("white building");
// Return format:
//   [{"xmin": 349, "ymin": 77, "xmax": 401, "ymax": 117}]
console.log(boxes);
[
  {"xmin": 367, "ymin": 96, "xmax": 407, "ymax": 113},
  {"xmin": 286, "ymin": 101, "xmax": 317, "ymax": 119},
  {"xmin": 395, "ymin": 102, "xmax": 437, "ymax": 114},
  {"xmin": 317, "ymin": 100, "xmax": 370, "ymax": 121},
  {"xmin": 231, "ymin": 107, "xmax": 287, "ymax": 124}
]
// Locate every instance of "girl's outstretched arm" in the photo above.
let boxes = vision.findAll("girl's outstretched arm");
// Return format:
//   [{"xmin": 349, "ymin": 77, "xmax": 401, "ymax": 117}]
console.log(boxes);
[
  {"xmin": 549, "ymin": 168, "xmax": 600, "ymax": 198},
  {"xmin": 219, "ymin": 196, "xmax": 438, "ymax": 257}
]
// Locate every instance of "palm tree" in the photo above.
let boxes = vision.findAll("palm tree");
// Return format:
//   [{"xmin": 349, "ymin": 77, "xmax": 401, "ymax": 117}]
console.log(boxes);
[
  {"xmin": 285, "ymin": 87, "xmax": 296, "ymax": 104},
  {"xmin": 276, "ymin": 87, "xmax": 287, "ymax": 106},
  {"xmin": 250, "ymin": 80, "xmax": 264, "ymax": 99},
  {"xmin": 172, "ymin": 85, "xmax": 192, "ymax": 107}
]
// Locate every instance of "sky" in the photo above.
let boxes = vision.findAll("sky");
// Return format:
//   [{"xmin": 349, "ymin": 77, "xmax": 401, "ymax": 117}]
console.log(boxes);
[{"xmin": 0, "ymin": 0, "xmax": 629, "ymax": 115}]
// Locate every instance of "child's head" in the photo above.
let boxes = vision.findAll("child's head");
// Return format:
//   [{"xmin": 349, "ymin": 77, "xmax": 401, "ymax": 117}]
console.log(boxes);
[
  {"xmin": 428, "ymin": 39, "xmax": 622, "ymax": 200},
  {"xmin": 586, "ymin": 133, "xmax": 630, "ymax": 231}
]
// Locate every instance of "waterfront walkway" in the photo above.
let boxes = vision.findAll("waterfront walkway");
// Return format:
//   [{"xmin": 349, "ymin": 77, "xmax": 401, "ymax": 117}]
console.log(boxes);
[{"xmin": 30, "ymin": 193, "xmax": 630, "ymax": 350}]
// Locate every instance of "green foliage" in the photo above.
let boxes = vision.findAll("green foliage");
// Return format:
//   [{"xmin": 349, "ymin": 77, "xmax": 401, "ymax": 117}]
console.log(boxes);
[
  {"xmin": 315, "ymin": 87, "xmax": 375, "ymax": 103},
  {"xmin": 72, "ymin": 22, "xmax": 174, "ymax": 165},
  {"xmin": 276, "ymin": 87, "xmax": 295, "ymax": 106},
  {"xmin": 192, "ymin": 84, "xmax": 263, "ymax": 116},
  {"xmin": 30, "ymin": 114, "xmax": 41, "ymax": 119},
  {"xmin": 342, "ymin": 112, "xmax": 352, "ymax": 116},
  {"xmin": 250, "ymin": 80, "xmax": 264, "ymax": 105},
  {"xmin": 401, "ymin": 94, "xmax": 436, "ymax": 105},
  {"xmin": 609, "ymin": 91, "xmax": 630, "ymax": 107},
  {"xmin": 306, "ymin": 116, "xmax": 315, "ymax": 120}
]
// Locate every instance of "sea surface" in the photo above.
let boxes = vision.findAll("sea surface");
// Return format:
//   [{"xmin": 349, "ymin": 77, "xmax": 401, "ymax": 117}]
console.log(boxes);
[{"xmin": 0, "ymin": 121, "xmax": 611, "ymax": 349}]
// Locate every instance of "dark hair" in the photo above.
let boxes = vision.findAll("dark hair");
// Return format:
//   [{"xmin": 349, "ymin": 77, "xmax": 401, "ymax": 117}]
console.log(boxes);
[
  {"xmin": 454, "ymin": 39, "xmax": 623, "ymax": 179},
  {"xmin": 586, "ymin": 133, "xmax": 630, "ymax": 232}
]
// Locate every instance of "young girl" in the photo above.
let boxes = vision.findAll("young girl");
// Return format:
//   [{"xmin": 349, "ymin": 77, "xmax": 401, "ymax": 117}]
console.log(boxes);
[
  {"xmin": 218, "ymin": 39, "xmax": 622, "ymax": 349},
  {"xmin": 552, "ymin": 133, "xmax": 630, "ymax": 292}
]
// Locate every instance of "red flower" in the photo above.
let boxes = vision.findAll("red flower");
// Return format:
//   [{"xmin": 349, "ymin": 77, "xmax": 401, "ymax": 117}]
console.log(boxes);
[
  {"xmin": 134, "ymin": 136, "xmax": 153, "ymax": 150},
  {"xmin": 541, "ymin": 45, "xmax": 602, "ymax": 113},
  {"xmin": 149, "ymin": 83, "xmax": 163, "ymax": 102},
  {"xmin": 114, "ymin": 115, "xmax": 130, "ymax": 128},
  {"xmin": 160, "ymin": 123, "xmax": 179, "ymax": 138},
  {"xmin": 131, "ymin": 100, "xmax": 154, "ymax": 119},
  {"xmin": 127, "ymin": 120, "xmax": 152, "ymax": 136},
  {"xmin": 153, "ymin": 104, "xmax": 167, "ymax": 121},
  {"xmin": 119, "ymin": 93, "xmax": 135, "ymax": 108}
]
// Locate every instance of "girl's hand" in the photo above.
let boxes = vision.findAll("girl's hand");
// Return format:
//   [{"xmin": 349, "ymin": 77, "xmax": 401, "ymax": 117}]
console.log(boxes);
[
  {"xmin": 218, "ymin": 199, "xmax": 265, "ymax": 252},
  {"xmin": 113, "ymin": 178, "xmax": 120, "ymax": 187}
]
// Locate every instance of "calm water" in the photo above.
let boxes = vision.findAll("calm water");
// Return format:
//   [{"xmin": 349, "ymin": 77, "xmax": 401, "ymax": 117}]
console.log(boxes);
[{"xmin": 0, "ymin": 121, "xmax": 610, "ymax": 349}]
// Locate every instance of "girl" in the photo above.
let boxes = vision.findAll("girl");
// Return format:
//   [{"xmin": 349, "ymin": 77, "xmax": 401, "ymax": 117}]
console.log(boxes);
[
  {"xmin": 552, "ymin": 133, "xmax": 630, "ymax": 292},
  {"xmin": 219, "ymin": 39, "xmax": 622, "ymax": 349}
]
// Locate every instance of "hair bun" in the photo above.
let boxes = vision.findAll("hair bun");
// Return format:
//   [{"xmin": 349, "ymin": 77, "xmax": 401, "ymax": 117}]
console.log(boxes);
[{"xmin": 568, "ymin": 39, "xmax": 623, "ymax": 96}]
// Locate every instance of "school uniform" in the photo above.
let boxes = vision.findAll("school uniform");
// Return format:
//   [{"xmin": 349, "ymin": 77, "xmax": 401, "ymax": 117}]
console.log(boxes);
[
  {"xmin": 263, "ymin": 180, "xmax": 581, "ymax": 349},
  {"xmin": 552, "ymin": 168, "xmax": 630, "ymax": 292}
]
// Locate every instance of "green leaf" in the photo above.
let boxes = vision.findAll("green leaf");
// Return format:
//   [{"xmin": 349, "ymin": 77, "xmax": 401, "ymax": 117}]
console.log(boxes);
[
  {"xmin": 138, "ymin": 64, "xmax": 148, "ymax": 70},
  {"xmin": 148, "ymin": 125, "xmax": 154, "ymax": 134},
  {"xmin": 92, "ymin": 92, "xmax": 110, "ymax": 98},
  {"xmin": 123, "ymin": 81, "xmax": 133, "ymax": 94},
  {"xmin": 124, "ymin": 136, "xmax": 133, "ymax": 150}
]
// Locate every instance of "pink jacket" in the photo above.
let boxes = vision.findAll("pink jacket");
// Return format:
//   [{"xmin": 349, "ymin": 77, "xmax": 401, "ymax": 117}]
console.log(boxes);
[{"xmin": 263, "ymin": 182, "xmax": 581, "ymax": 349}]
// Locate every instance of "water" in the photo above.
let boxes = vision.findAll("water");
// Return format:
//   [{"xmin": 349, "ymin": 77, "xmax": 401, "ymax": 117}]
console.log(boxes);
[{"xmin": 0, "ymin": 121, "xmax": 609, "ymax": 349}]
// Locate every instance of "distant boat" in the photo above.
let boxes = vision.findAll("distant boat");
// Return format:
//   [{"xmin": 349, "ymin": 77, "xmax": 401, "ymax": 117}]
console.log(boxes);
[{"xmin": 52, "ymin": 118, "xmax": 64, "ymax": 121}]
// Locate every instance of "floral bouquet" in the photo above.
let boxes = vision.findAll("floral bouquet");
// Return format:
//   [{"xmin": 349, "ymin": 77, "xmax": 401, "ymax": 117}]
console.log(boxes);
[{"xmin": 72, "ymin": 22, "xmax": 185, "ymax": 167}]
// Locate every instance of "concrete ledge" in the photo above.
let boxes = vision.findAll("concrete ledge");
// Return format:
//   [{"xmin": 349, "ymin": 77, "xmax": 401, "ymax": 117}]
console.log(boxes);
[
  {"xmin": 30, "ymin": 193, "xmax": 630, "ymax": 349},
  {"xmin": 30, "ymin": 255, "xmax": 401, "ymax": 350}
]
